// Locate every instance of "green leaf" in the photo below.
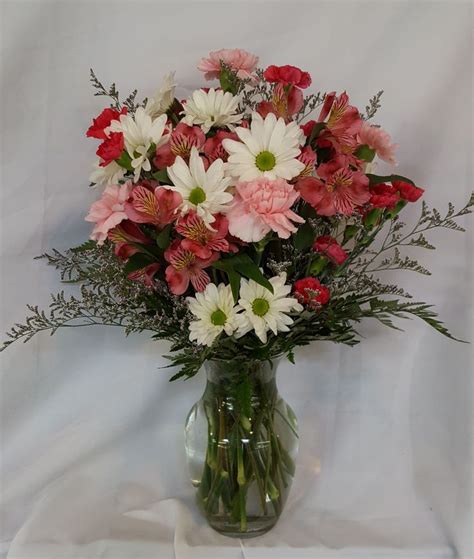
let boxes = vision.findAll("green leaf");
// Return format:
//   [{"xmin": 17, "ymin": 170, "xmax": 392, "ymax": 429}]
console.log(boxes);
[
  {"xmin": 228, "ymin": 270, "xmax": 241, "ymax": 302},
  {"xmin": 343, "ymin": 225, "xmax": 359, "ymax": 244},
  {"xmin": 364, "ymin": 208, "xmax": 383, "ymax": 229},
  {"xmin": 156, "ymin": 224, "xmax": 171, "ymax": 250},
  {"xmin": 354, "ymin": 144, "xmax": 376, "ymax": 162},
  {"xmin": 219, "ymin": 67, "xmax": 239, "ymax": 95},
  {"xmin": 212, "ymin": 254, "xmax": 273, "ymax": 293},
  {"xmin": 293, "ymin": 221, "xmax": 314, "ymax": 251},
  {"xmin": 152, "ymin": 168, "xmax": 171, "ymax": 184},
  {"xmin": 385, "ymin": 200, "xmax": 407, "ymax": 219},
  {"xmin": 309, "ymin": 256, "xmax": 328, "ymax": 276},
  {"xmin": 115, "ymin": 151, "xmax": 133, "ymax": 171},
  {"xmin": 70, "ymin": 240, "xmax": 97, "ymax": 253},
  {"xmin": 123, "ymin": 253, "xmax": 153, "ymax": 275},
  {"xmin": 366, "ymin": 173, "xmax": 415, "ymax": 187}
]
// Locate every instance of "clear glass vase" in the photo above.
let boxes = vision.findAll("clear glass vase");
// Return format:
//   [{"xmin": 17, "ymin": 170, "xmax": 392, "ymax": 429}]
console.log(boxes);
[{"xmin": 185, "ymin": 357, "xmax": 298, "ymax": 538}]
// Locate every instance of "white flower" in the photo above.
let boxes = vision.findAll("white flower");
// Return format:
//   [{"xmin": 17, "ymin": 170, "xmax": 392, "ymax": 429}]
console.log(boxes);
[
  {"xmin": 166, "ymin": 147, "xmax": 233, "ymax": 226},
  {"xmin": 235, "ymin": 273, "xmax": 303, "ymax": 344},
  {"xmin": 89, "ymin": 159, "xmax": 126, "ymax": 186},
  {"xmin": 222, "ymin": 112, "xmax": 306, "ymax": 182},
  {"xmin": 144, "ymin": 72, "xmax": 176, "ymax": 118},
  {"xmin": 108, "ymin": 108, "xmax": 169, "ymax": 182},
  {"xmin": 187, "ymin": 283, "xmax": 239, "ymax": 346},
  {"xmin": 181, "ymin": 88, "xmax": 242, "ymax": 133}
]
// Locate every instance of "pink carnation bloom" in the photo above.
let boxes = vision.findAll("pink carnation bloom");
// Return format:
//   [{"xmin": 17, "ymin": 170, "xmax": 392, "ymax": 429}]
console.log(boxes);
[
  {"xmin": 226, "ymin": 178, "xmax": 304, "ymax": 242},
  {"xmin": 358, "ymin": 122, "xmax": 398, "ymax": 165},
  {"xmin": 125, "ymin": 185, "xmax": 182, "ymax": 226},
  {"xmin": 164, "ymin": 240, "xmax": 217, "ymax": 295},
  {"xmin": 296, "ymin": 156, "xmax": 370, "ymax": 216},
  {"xmin": 85, "ymin": 182, "xmax": 132, "ymax": 244},
  {"xmin": 197, "ymin": 48, "xmax": 259, "ymax": 81}
]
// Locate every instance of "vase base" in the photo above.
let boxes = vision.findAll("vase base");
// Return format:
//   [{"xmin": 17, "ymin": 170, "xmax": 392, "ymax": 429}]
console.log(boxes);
[{"xmin": 208, "ymin": 516, "xmax": 277, "ymax": 538}]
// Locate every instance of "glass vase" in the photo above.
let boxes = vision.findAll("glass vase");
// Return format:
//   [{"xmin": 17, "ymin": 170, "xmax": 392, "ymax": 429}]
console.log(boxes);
[{"xmin": 184, "ymin": 357, "xmax": 298, "ymax": 538}]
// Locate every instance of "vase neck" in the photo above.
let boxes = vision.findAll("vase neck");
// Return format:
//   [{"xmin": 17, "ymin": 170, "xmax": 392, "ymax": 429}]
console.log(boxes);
[{"xmin": 204, "ymin": 358, "xmax": 280, "ymax": 387}]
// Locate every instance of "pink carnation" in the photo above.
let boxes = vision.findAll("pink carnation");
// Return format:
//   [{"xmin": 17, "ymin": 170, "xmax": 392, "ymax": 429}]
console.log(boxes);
[
  {"xmin": 358, "ymin": 122, "xmax": 398, "ymax": 165},
  {"xmin": 197, "ymin": 48, "xmax": 259, "ymax": 81},
  {"xmin": 85, "ymin": 182, "xmax": 132, "ymax": 244},
  {"xmin": 226, "ymin": 178, "xmax": 304, "ymax": 242}
]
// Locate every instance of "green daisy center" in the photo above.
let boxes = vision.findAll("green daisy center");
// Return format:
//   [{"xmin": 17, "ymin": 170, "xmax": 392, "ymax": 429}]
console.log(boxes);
[
  {"xmin": 189, "ymin": 186, "xmax": 206, "ymax": 205},
  {"xmin": 252, "ymin": 298, "xmax": 270, "ymax": 317},
  {"xmin": 211, "ymin": 309, "xmax": 227, "ymax": 326},
  {"xmin": 255, "ymin": 150, "xmax": 276, "ymax": 171}
]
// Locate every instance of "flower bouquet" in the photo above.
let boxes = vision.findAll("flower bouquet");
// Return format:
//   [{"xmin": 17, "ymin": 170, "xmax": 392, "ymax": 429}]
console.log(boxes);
[{"xmin": 2, "ymin": 48, "xmax": 473, "ymax": 537}]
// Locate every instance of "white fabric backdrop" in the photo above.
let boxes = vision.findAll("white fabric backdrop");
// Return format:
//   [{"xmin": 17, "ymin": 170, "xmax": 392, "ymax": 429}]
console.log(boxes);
[{"xmin": 0, "ymin": 1, "xmax": 472, "ymax": 558}]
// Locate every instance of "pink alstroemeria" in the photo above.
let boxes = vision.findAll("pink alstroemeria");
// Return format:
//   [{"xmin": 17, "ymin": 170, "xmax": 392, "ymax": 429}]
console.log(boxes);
[
  {"xmin": 164, "ymin": 240, "xmax": 217, "ymax": 295},
  {"xmin": 154, "ymin": 123, "xmax": 206, "ymax": 169},
  {"xmin": 108, "ymin": 220, "xmax": 151, "ymax": 260},
  {"xmin": 128, "ymin": 263, "xmax": 160, "ymax": 288},
  {"xmin": 202, "ymin": 130, "xmax": 238, "ymax": 163},
  {"xmin": 296, "ymin": 146, "xmax": 317, "ymax": 178},
  {"xmin": 296, "ymin": 156, "xmax": 370, "ymax": 216},
  {"xmin": 197, "ymin": 48, "xmax": 259, "ymax": 82},
  {"xmin": 85, "ymin": 182, "xmax": 132, "ymax": 244},
  {"xmin": 319, "ymin": 91, "xmax": 362, "ymax": 153},
  {"xmin": 175, "ymin": 212, "xmax": 231, "ymax": 259},
  {"xmin": 125, "ymin": 184, "xmax": 182, "ymax": 226},
  {"xmin": 257, "ymin": 83, "xmax": 304, "ymax": 122}
]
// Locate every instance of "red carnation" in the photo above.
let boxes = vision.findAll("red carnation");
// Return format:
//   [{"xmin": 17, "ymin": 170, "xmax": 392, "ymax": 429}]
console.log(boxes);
[
  {"xmin": 86, "ymin": 107, "xmax": 127, "ymax": 140},
  {"xmin": 96, "ymin": 132, "xmax": 124, "ymax": 167},
  {"xmin": 263, "ymin": 64, "xmax": 312, "ymax": 89},
  {"xmin": 294, "ymin": 277, "xmax": 330, "ymax": 308},
  {"xmin": 369, "ymin": 183, "xmax": 400, "ymax": 209},
  {"xmin": 313, "ymin": 236, "xmax": 348, "ymax": 265},
  {"xmin": 393, "ymin": 180, "xmax": 424, "ymax": 202}
]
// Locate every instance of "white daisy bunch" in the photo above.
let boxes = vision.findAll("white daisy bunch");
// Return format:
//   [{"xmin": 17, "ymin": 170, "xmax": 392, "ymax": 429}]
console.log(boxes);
[
  {"xmin": 181, "ymin": 88, "xmax": 242, "ymax": 133},
  {"xmin": 187, "ymin": 273, "xmax": 303, "ymax": 346}
]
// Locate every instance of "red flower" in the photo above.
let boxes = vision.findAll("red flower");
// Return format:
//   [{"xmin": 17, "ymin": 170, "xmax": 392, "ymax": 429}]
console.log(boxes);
[
  {"xmin": 296, "ymin": 146, "xmax": 317, "ymax": 178},
  {"xmin": 128, "ymin": 263, "xmax": 160, "ymax": 288},
  {"xmin": 369, "ymin": 183, "xmax": 400, "ymax": 209},
  {"xmin": 175, "ymin": 211, "xmax": 231, "ymax": 259},
  {"xmin": 154, "ymin": 123, "xmax": 206, "ymax": 169},
  {"xmin": 257, "ymin": 83, "xmax": 304, "ymax": 122},
  {"xmin": 96, "ymin": 132, "xmax": 124, "ymax": 167},
  {"xmin": 86, "ymin": 107, "xmax": 127, "ymax": 140},
  {"xmin": 301, "ymin": 119, "xmax": 317, "ymax": 137},
  {"xmin": 125, "ymin": 185, "xmax": 182, "ymax": 226},
  {"xmin": 164, "ymin": 239, "xmax": 217, "ymax": 295},
  {"xmin": 313, "ymin": 236, "xmax": 348, "ymax": 265},
  {"xmin": 392, "ymin": 180, "xmax": 424, "ymax": 202},
  {"xmin": 263, "ymin": 65, "xmax": 312, "ymax": 89},
  {"xmin": 294, "ymin": 277, "xmax": 330, "ymax": 308},
  {"xmin": 108, "ymin": 220, "xmax": 151, "ymax": 260},
  {"xmin": 296, "ymin": 156, "xmax": 370, "ymax": 216},
  {"xmin": 203, "ymin": 130, "xmax": 238, "ymax": 163}
]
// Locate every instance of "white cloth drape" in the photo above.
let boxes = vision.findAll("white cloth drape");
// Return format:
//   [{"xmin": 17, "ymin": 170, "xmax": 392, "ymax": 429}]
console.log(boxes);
[{"xmin": 1, "ymin": 1, "xmax": 472, "ymax": 558}]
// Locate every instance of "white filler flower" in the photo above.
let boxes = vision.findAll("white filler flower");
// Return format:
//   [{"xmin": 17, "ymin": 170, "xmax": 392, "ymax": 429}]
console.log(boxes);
[
  {"xmin": 108, "ymin": 108, "xmax": 169, "ymax": 182},
  {"xmin": 166, "ymin": 147, "xmax": 233, "ymax": 226},
  {"xmin": 222, "ymin": 112, "xmax": 305, "ymax": 182},
  {"xmin": 187, "ymin": 283, "xmax": 239, "ymax": 346},
  {"xmin": 181, "ymin": 88, "xmax": 242, "ymax": 133},
  {"xmin": 236, "ymin": 273, "xmax": 303, "ymax": 344},
  {"xmin": 144, "ymin": 72, "xmax": 176, "ymax": 118}
]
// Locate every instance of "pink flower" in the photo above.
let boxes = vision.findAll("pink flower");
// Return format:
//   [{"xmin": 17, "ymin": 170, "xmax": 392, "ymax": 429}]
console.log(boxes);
[
  {"xmin": 296, "ymin": 156, "xmax": 370, "ymax": 216},
  {"xmin": 154, "ymin": 123, "xmax": 206, "ymax": 169},
  {"xmin": 257, "ymin": 83, "xmax": 304, "ymax": 122},
  {"xmin": 175, "ymin": 211, "xmax": 231, "ymax": 259},
  {"xmin": 85, "ymin": 182, "xmax": 132, "ymax": 244},
  {"xmin": 313, "ymin": 236, "xmax": 348, "ymax": 265},
  {"xmin": 319, "ymin": 92, "xmax": 362, "ymax": 154},
  {"xmin": 358, "ymin": 122, "xmax": 398, "ymax": 165},
  {"xmin": 296, "ymin": 146, "xmax": 317, "ymax": 178},
  {"xmin": 226, "ymin": 178, "xmax": 304, "ymax": 242},
  {"xmin": 263, "ymin": 65, "xmax": 312, "ymax": 89},
  {"xmin": 294, "ymin": 277, "xmax": 330, "ymax": 308},
  {"xmin": 128, "ymin": 263, "xmax": 160, "ymax": 288},
  {"xmin": 197, "ymin": 48, "xmax": 259, "ymax": 81},
  {"xmin": 164, "ymin": 239, "xmax": 217, "ymax": 295},
  {"xmin": 125, "ymin": 184, "xmax": 182, "ymax": 226},
  {"xmin": 202, "ymin": 130, "xmax": 238, "ymax": 163}
]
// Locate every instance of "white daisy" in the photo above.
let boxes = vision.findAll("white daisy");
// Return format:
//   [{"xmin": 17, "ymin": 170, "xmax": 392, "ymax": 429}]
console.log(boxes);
[
  {"xmin": 181, "ymin": 88, "xmax": 242, "ymax": 133},
  {"xmin": 222, "ymin": 112, "xmax": 306, "ymax": 182},
  {"xmin": 235, "ymin": 273, "xmax": 303, "ymax": 344},
  {"xmin": 108, "ymin": 107, "xmax": 169, "ymax": 182},
  {"xmin": 166, "ymin": 147, "xmax": 233, "ymax": 226},
  {"xmin": 89, "ymin": 159, "xmax": 126, "ymax": 187},
  {"xmin": 144, "ymin": 72, "xmax": 176, "ymax": 118},
  {"xmin": 187, "ymin": 283, "xmax": 239, "ymax": 346}
]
